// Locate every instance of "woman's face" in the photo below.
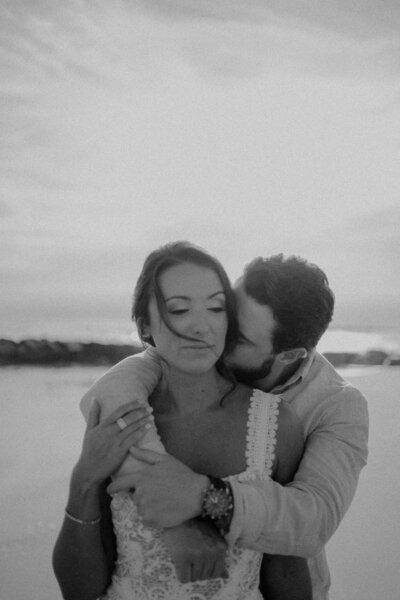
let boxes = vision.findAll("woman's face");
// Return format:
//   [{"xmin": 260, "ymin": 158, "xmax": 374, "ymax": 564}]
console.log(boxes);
[{"xmin": 145, "ymin": 262, "xmax": 228, "ymax": 375}]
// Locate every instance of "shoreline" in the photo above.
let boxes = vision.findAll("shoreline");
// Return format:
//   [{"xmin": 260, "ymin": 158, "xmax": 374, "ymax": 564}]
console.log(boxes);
[{"xmin": 1, "ymin": 337, "xmax": 400, "ymax": 368}]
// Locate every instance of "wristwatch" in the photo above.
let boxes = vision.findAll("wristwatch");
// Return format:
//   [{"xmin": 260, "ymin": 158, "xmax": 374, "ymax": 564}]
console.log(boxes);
[{"xmin": 201, "ymin": 476, "xmax": 234, "ymax": 537}]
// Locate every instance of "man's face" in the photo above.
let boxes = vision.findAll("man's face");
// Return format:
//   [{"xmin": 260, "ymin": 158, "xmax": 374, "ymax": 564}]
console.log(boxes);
[{"xmin": 226, "ymin": 280, "xmax": 277, "ymax": 384}]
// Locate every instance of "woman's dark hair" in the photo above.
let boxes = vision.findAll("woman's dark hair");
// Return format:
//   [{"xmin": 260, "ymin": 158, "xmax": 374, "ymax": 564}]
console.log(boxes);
[
  {"xmin": 243, "ymin": 254, "xmax": 335, "ymax": 353},
  {"xmin": 132, "ymin": 241, "xmax": 238, "ymax": 363}
]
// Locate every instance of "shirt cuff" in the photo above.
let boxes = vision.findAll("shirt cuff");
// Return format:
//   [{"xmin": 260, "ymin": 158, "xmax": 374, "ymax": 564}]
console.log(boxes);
[{"xmin": 226, "ymin": 479, "xmax": 271, "ymax": 547}]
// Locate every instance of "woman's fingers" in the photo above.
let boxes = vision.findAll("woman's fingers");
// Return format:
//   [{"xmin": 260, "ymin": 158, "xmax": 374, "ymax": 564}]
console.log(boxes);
[
  {"xmin": 78, "ymin": 401, "xmax": 156, "ymax": 486},
  {"xmin": 121, "ymin": 407, "xmax": 152, "ymax": 428},
  {"xmin": 102, "ymin": 401, "xmax": 151, "ymax": 427},
  {"xmin": 177, "ymin": 562, "xmax": 193, "ymax": 584},
  {"xmin": 124, "ymin": 446, "xmax": 166, "ymax": 465},
  {"xmin": 210, "ymin": 559, "xmax": 228, "ymax": 580},
  {"xmin": 119, "ymin": 417, "xmax": 153, "ymax": 448},
  {"xmin": 108, "ymin": 473, "xmax": 141, "ymax": 495},
  {"xmin": 122, "ymin": 427, "xmax": 149, "ymax": 449}
]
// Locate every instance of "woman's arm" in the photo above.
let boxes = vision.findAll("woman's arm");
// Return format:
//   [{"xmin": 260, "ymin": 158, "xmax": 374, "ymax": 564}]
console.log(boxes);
[
  {"xmin": 52, "ymin": 400, "xmax": 150, "ymax": 600},
  {"xmin": 52, "ymin": 476, "xmax": 114, "ymax": 600}
]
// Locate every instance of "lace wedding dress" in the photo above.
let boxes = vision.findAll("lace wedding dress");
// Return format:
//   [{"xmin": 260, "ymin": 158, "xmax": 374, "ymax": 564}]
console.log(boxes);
[{"xmin": 101, "ymin": 390, "xmax": 280, "ymax": 600}]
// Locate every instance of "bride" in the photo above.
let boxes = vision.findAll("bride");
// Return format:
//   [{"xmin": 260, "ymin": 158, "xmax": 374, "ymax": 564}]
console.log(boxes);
[{"xmin": 53, "ymin": 241, "xmax": 311, "ymax": 600}]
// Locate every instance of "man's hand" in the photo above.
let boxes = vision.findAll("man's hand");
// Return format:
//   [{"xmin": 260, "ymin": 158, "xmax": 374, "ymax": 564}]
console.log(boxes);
[
  {"xmin": 162, "ymin": 520, "xmax": 228, "ymax": 583},
  {"xmin": 107, "ymin": 447, "xmax": 209, "ymax": 528}
]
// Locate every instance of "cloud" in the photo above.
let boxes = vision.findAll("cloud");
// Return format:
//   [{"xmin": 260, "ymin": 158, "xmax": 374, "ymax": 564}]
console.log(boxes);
[
  {"xmin": 0, "ymin": 199, "xmax": 13, "ymax": 218},
  {"xmin": 2, "ymin": 0, "xmax": 399, "ymax": 91},
  {"xmin": 135, "ymin": 0, "xmax": 400, "ymax": 80},
  {"xmin": 343, "ymin": 205, "xmax": 400, "ymax": 246},
  {"xmin": 137, "ymin": 0, "xmax": 400, "ymax": 37},
  {"xmin": 1, "ymin": 1, "xmax": 123, "ymax": 93}
]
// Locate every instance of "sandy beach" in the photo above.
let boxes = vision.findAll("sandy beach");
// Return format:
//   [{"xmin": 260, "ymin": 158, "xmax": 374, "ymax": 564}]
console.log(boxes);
[{"xmin": 1, "ymin": 364, "xmax": 399, "ymax": 600}]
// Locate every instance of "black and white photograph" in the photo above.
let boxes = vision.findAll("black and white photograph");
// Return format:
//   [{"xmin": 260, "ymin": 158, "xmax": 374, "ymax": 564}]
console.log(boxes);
[{"xmin": 1, "ymin": 2, "xmax": 399, "ymax": 599}]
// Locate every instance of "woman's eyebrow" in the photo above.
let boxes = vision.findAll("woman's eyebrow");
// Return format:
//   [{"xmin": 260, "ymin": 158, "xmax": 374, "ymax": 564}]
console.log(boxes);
[
  {"xmin": 164, "ymin": 291, "xmax": 225, "ymax": 302},
  {"xmin": 165, "ymin": 295, "xmax": 190, "ymax": 301}
]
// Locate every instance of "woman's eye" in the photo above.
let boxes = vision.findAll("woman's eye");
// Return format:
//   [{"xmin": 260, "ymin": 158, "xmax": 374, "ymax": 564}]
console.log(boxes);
[
  {"xmin": 208, "ymin": 307, "xmax": 226, "ymax": 313},
  {"xmin": 168, "ymin": 309, "xmax": 188, "ymax": 315}
]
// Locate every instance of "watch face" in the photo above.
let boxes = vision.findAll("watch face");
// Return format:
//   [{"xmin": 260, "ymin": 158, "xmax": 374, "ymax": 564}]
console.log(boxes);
[{"xmin": 203, "ymin": 487, "xmax": 232, "ymax": 519}]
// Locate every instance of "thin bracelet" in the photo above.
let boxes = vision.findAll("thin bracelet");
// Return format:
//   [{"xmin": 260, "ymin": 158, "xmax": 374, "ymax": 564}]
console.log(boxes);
[{"xmin": 65, "ymin": 508, "xmax": 101, "ymax": 525}]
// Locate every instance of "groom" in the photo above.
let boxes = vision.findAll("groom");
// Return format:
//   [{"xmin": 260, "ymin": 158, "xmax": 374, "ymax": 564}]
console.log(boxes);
[{"xmin": 99, "ymin": 254, "xmax": 369, "ymax": 600}]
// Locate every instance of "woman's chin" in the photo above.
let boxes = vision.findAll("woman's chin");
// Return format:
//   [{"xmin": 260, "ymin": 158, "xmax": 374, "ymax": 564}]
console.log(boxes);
[
  {"xmin": 169, "ymin": 355, "xmax": 221, "ymax": 376},
  {"xmin": 156, "ymin": 345, "xmax": 223, "ymax": 375}
]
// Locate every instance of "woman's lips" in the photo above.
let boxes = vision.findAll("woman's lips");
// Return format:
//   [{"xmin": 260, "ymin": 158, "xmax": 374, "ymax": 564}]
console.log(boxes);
[{"xmin": 183, "ymin": 344, "xmax": 214, "ymax": 350}]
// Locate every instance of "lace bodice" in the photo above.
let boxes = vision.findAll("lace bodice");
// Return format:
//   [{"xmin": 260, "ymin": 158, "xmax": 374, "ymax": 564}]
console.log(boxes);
[{"xmin": 101, "ymin": 390, "xmax": 280, "ymax": 600}]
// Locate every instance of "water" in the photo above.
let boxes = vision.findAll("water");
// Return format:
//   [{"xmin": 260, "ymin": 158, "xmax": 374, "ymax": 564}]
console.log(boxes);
[
  {"xmin": 2, "ymin": 316, "xmax": 400, "ymax": 356},
  {"xmin": 318, "ymin": 327, "xmax": 400, "ymax": 354}
]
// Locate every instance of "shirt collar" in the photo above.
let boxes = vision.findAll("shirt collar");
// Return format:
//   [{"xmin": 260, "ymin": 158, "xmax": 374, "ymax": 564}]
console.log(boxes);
[{"xmin": 271, "ymin": 348, "xmax": 316, "ymax": 394}]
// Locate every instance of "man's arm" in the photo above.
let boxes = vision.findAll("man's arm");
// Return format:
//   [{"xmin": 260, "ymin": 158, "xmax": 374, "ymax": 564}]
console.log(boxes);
[
  {"xmin": 227, "ymin": 388, "xmax": 369, "ymax": 556},
  {"xmin": 80, "ymin": 349, "xmax": 161, "ymax": 419},
  {"xmin": 109, "ymin": 388, "xmax": 368, "ymax": 559}
]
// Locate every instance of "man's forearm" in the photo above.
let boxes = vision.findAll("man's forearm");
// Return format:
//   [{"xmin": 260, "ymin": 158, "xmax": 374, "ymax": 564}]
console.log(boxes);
[
  {"xmin": 108, "ymin": 393, "xmax": 368, "ymax": 559},
  {"xmin": 226, "ymin": 398, "xmax": 369, "ymax": 557}
]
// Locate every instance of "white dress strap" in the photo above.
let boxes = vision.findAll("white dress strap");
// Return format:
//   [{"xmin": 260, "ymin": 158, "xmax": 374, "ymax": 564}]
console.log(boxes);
[{"xmin": 240, "ymin": 389, "xmax": 281, "ymax": 481}]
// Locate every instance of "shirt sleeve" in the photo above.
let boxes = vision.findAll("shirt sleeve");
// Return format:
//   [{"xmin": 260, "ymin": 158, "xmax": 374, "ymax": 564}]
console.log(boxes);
[
  {"xmin": 226, "ymin": 387, "xmax": 369, "ymax": 557},
  {"xmin": 79, "ymin": 347, "xmax": 165, "ymax": 474}
]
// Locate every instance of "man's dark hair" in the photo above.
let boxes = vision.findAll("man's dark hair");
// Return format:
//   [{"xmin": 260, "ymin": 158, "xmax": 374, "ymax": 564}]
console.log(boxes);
[{"xmin": 242, "ymin": 254, "xmax": 335, "ymax": 353}]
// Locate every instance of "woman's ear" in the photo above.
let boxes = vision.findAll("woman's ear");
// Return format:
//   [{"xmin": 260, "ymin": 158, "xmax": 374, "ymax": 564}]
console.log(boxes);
[{"xmin": 136, "ymin": 317, "xmax": 151, "ymax": 342}]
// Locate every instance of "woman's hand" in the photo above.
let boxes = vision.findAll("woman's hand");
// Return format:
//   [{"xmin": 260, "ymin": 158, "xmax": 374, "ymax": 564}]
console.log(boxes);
[
  {"xmin": 162, "ymin": 520, "xmax": 228, "ymax": 582},
  {"xmin": 74, "ymin": 400, "xmax": 153, "ymax": 490}
]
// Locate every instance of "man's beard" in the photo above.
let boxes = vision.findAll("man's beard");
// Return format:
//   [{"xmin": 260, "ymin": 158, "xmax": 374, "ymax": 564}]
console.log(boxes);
[{"xmin": 232, "ymin": 356, "xmax": 275, "ymax": 385}]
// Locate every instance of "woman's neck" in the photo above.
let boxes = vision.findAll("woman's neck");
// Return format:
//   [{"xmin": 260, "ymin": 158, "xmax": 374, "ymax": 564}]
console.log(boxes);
[{"xmin": 153, "ymin": 366, "xmax": 230, "ymax": 417}]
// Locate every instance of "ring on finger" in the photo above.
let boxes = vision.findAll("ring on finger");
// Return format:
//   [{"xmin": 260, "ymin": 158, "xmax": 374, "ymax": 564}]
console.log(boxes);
[{"xmin": 116, "ymin": 416, "xmax": 128, "ymax": 431}]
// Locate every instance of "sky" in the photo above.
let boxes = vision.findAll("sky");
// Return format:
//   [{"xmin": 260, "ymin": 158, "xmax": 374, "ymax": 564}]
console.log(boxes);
[{"xmin": 1, "ymin": 0, "xmax": 400, "ymax": 341}]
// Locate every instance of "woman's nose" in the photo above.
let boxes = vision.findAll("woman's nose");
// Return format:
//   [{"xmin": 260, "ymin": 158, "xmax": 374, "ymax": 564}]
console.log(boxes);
[{"xmin": 191, "ymin": 312, "xmax": 211, "ymax": 335}]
